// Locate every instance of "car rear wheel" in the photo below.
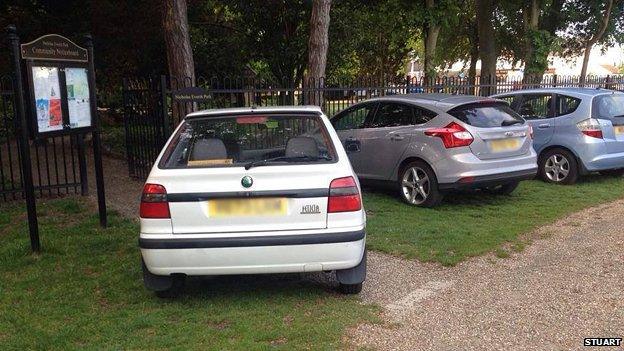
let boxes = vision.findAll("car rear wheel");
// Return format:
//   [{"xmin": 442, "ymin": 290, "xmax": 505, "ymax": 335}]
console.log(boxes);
[
  {"xmin": 484, "ymin": 181, "xmax": 519, "ymax": 195},
  {"xmin": 599, "ymin": 169, "xmax": 624, "ymax": 177},
  {"xmin": 399, "ymin": 161, "xmax": 443, "ymax": 207},
  {"xmin": 338, "ymin": 283, "xmax": 363, "ymax": 294},
  {"xmin": 154, "ymin": 275, "xmax": 185, "ymax": 299},
  {"xmin": 539, "ymin": 148, "xmax": 579, "ymax": 185}
]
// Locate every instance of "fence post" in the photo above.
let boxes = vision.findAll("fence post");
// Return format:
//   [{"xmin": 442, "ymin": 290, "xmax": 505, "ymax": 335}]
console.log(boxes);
[
  {"xmin": 84, "ymin": 34, "xmax": 107, "ymax": 228},
  {"xmin": 7, "ymin": 25, "xmax": 40, "ymax": 252}
]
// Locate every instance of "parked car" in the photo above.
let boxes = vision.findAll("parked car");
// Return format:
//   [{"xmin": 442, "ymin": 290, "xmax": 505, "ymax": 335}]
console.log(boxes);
[
  {"xmin": 139, "ymin": 106, "xmax": 367, "ymax": 297},
  {"xmin": 492, "ymin": 88, "xmax": 624, "ymax": 184},
  {"xmin": 330, "ymin": 94, "xmax": 538, "ymax": 207}
]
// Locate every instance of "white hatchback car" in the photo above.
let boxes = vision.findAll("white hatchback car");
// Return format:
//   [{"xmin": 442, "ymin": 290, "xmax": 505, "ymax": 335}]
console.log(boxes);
[{"xmin": 139, "ymin": 106, "xmax": 367, "ymax": 297}]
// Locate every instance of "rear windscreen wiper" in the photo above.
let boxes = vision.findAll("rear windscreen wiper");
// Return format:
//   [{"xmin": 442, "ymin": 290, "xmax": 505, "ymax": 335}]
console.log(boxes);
[
  {"xmin": 501, "ymin": 120, "xmax": 523, "ymax": 126},
  {"xmin": 244, "ymin": 155, "xmax": 331, "ymax": 170}
]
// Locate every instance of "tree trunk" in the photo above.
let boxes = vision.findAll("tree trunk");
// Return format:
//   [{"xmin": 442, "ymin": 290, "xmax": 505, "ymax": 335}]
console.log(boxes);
[
  {"xmin": 468, "ymin": 47, "xmax": 478, "ymax": 95},
  {"xmin": 579, "ymin": 0, "xmax": 614, "ymax": 85},
  {"xmin": 305, "ymin": 0, "xmax": 331, "ymax": 106},
  {"xmin": 423, "ymin": 0, "xmax": 440, "ymax": 83},
  {"xmin": 162, "ymin": 0, "xmax": 195, "ymax": 86},
  {"xmin": 521, "ymin": 0, "xmax": 542, "ymax": 86},
  {"xmin": 475, "ymin": 0, "xmax": 497, "ymax": 96}
]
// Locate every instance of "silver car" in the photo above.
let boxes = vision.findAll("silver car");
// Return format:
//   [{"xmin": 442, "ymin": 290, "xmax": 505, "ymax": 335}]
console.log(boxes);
[
  {"xmin": 492, "ymin": 88, "xmax": 624, "ymax": 184},
  {"xmin": 331, "ymin": 94, "xmax": 538, "ymax": 207}
]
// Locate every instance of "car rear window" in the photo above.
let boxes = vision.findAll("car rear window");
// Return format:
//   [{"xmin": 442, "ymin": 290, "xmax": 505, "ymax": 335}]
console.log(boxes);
[
  {"xmin": 593, "ymin": 94, "xmax": 624, "ymax": 125},
  {"xmin": 448, "ymin": 102, "xmax": 524, "ymax": 128},
  {"xmin": 159, "ymin": 113, "xmax": 336, "ymax": 169}
]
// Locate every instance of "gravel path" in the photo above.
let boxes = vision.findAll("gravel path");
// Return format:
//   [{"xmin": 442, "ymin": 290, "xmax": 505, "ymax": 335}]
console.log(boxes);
[
  {"xmin": 85, "ymin": 154, "xmax": 623, "ymax": 350},
  {"xmin": 346, "ymin": 199, "xmax": 624, "ymax": 350}
]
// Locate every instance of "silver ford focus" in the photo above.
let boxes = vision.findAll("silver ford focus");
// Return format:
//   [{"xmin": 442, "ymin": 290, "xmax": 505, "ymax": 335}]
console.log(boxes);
[{"xmin": 331, "ymin": 94, "xmax": 538, "ymax": 207}]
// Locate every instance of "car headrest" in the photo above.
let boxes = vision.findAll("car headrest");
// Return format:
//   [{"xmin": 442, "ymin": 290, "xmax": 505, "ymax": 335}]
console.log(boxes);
[
  {"xmin": 285, "ymin": 136, "xmax": 319, "ymax": 158},
  {"xmin": 190, "ymin": 138, "xmax": 227, "ymax": 160},
  {"xmin": 519, "ymin": 103, "xmax": 535, "ymax": 116}
]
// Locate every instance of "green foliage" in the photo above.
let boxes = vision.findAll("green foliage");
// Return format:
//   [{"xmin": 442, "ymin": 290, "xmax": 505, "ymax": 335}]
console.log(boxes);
[
  {"xmin": 524, "ymin": 28, "xmax": 555, "ymax": 76},
  {"xmin": 559, "ymin": 0, "xmax": 624, "ymax": 57},
  {"xmin": 0, "ymin": 198, "xmax": 378, "ymax": 350},
  {"xmin": 327, "ymin": 0, "xmax": 420, "ymax": 81},
  {"xmin": 364, "ymin": 176, "xmax": 624, "ymax": 266}
]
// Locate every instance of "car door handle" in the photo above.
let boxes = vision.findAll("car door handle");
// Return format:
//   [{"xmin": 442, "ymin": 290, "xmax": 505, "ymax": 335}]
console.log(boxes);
[
  {"xmin": 537, "ymin": 123, "xmax": 551, "ymax": 129},
  {"xmin": 345, "ymin": 137, "xmax": 358, "ymax": 142},
  {"xmin": 390, "ymin": 135, "xmax": 405, "ymax": 141}
]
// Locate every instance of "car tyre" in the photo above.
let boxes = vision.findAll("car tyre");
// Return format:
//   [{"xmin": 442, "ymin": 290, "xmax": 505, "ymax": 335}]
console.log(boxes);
[
  {"xmin": 539, "ymin": 148, "xmax": 579, "ymax": 185},
  {"xmin": 599, "ymin": 169, "xmax": 624, "ymax": 177},
  {"xmin": 484, "ymin": 181, "xmax": 519, "ymax": 195},
  {"xmin": 398, "ymin": 161, "xmax": 443, "ymax": 207},
  {"xmin": 154, "ymin": 275, "xmax": 185, "ymax": 299},
  {"xmin": 338, "ymin": 282, "xmax": 363, "ymax": 294}
]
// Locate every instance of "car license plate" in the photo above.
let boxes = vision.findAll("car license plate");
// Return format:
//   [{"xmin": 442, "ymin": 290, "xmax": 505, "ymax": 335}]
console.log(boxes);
[
  {"xmin": 614, "ymin": 126, "xmax": 624, "ymax": 135},
  {"xmin": 489, "ymin": 138, "xmax": 520, "ymax": 152},
  {"xmin": 208, "ymin": 198, "xmax": 287, "ymax": 217}
]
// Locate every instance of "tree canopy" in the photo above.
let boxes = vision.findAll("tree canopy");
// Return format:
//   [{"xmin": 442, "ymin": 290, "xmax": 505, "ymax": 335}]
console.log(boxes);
[{"xmin": 1, "ymin": 0, "xmax": 623, "ymax": 98}]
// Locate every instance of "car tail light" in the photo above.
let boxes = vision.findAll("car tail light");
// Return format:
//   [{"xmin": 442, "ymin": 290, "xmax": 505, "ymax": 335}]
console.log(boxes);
[
  {"xmin": 528, "ymin": 125, "xmax": 534, "ymax": 139},
  {"xmin": 328, "ymin": 176, "xmax": 361, "ymax": 213},
  {"xmin": 424, "ymin": 122, "xmax": 473, "ymax": 148},
  {"xmin": 577, "ymin": 118, "xmax": 603, "ymax": 139},
  {"xmin": 140, "ymin": 183, "xmax": 170, "ymax": 218}
]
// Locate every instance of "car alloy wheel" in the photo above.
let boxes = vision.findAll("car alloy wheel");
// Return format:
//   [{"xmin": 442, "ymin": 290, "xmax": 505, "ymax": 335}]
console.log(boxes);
[
  {"xmin": 544, "ymin": 154, "xmax": 570, "ymax": 182},
  {"xmin": 401, "ymin": 166, "xmax": 430, "ymax": 205}
]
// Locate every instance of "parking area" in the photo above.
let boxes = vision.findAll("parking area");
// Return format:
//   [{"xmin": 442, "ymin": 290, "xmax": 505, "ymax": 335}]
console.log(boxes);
[
  {"xmin": 78, "ymin": 154, "xmax": 624, "ymax": 348},
  {"xmin": 349, "ymin": 198, "xmax": 624, "ymax": 350}
]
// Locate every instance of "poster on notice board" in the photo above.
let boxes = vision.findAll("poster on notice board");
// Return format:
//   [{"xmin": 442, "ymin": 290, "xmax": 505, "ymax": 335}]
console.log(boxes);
[
  {"xmin": 31, "ymin": 66, "xmax": 63, "ymax": 133},
  {"xmin": 65, "ymin": 67, "xmax": 92, "ymax": 129}
]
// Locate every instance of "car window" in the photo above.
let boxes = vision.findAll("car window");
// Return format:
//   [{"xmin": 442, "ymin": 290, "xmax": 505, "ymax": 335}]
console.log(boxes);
[
  {"xmin": 448, "ymin": 102, "xmax": 524, "ymax": 128},
  {"xmin": 332, "ymin": 104, "xmax": 375, "ymax": 131},
  {"xmin": 517, "ymin": 94, "xmax": 553, "ymax": 119},
  {"xmin": 497, "ymin": 95, "xmax": 522, "ymax": 110},
  {"xmin": 555, "ymin": 95, "xmax": 581, "ymax": 116},
  {"xmin": 414, "ymin": 106, "xmax": 437, "ymax": 124},
  {"xmin": 370, "ymin": 103, "xmax": 414, "ymax": 128},
  {"xmin": 593, "ymin": 94, "xmax": 624, "ymax": 125},
  {"xmin": 159, "ymin": 114, "xmax": 336, "ymax": 169}
]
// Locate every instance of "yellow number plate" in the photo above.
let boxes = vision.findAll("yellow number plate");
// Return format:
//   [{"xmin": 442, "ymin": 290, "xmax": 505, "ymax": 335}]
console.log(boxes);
[
  {"xmin": 489, "ymin": 138, "xmax": 520, "ymax": 152},
  {"xmin": 208, "ymin": 198, "xmax": 287, "ymax": 217},
  {"xmin": 615, "ymin": 126, "xmax": 624, "ymax": 135}
]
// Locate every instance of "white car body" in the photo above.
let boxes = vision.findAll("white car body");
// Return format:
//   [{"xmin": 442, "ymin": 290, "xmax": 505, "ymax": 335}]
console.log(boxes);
[{"xmin": 139, "ymin": 106, "xmax": 366, "ymax": 295}]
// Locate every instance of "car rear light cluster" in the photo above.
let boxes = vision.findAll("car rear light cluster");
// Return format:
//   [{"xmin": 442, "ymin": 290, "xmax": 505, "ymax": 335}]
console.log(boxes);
[
  {"xmin": 577, "ymin": 118, "xmax": 603, "ymax": 139},
  {"xmin": 328, "ymin": 176, "xmax": 362, "ymax": 213},
  {"xmin": 424, "ymin": 122, "xmax": 474, "ymax": 148},
  {"xmin": 140, "ymin": 183, "xmax": 170, "ymax": 218}
]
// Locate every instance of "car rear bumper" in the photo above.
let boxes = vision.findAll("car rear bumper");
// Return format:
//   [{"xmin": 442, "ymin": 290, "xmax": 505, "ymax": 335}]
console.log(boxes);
[
  {"xmin": 439, "ymin": 168, "xmax": 537, "ymax": 190},
  {"xmin": 581, "ymin": 151, "xmax": 624, "ymax": 172},
  {"xmin": 140, "ymin": 229, "xmax": 365, "ymax": 276},
  {"xmin": 434, "ymin": 148, "xmax": 538, "ymax": 184}
]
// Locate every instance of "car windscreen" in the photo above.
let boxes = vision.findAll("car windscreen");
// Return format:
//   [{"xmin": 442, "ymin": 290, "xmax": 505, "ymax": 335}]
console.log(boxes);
[
  {"xmin": 448, "ymin": 102, "xmax": 524, "ymax": 128},
  {"xmin": 158, "ymin": 113, "xmax": 336, "ymax": 169},
  {"xmin": 593, "ymin": 94, "xmax": 624, "ymax": 125}
]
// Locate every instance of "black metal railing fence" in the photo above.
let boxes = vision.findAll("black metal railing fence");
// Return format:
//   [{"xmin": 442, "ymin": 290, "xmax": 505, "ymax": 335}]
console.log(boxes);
[{"xmin": 122, "ymin": 73, "xmax": 624, "ymax": 179}]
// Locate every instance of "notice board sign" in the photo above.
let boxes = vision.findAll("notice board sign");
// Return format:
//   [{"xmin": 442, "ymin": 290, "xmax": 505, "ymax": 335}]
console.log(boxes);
[
  {"xmin": 22, "ymin": 34, "xmax": 95, "ymax": 137},
  {"xmin": 21, "ymin": 34, "xmax": 88, "ymax": 62}
]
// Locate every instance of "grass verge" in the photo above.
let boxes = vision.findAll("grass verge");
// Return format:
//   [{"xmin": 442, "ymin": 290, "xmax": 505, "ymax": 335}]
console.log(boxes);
[
  {"xmin": 363, "ymin": 176, "xmax": 624, "ymax": 266},
  {"xmin": 0, "ymin": 198, "xmax": 377, "ymax": 350}
]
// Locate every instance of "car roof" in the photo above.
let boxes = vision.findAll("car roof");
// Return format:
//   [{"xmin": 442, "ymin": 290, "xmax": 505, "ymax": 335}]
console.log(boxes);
[
  {"xmin": 186, "ymin": 105, "xmax": 322, "ymax": 119},
  {"xmin": 360, "ymin": 93, "xmax": 503, "ymax": 112},
  {"xmin": 492, "ymin": 87, "xmax": 623, "ymax": 98}
]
